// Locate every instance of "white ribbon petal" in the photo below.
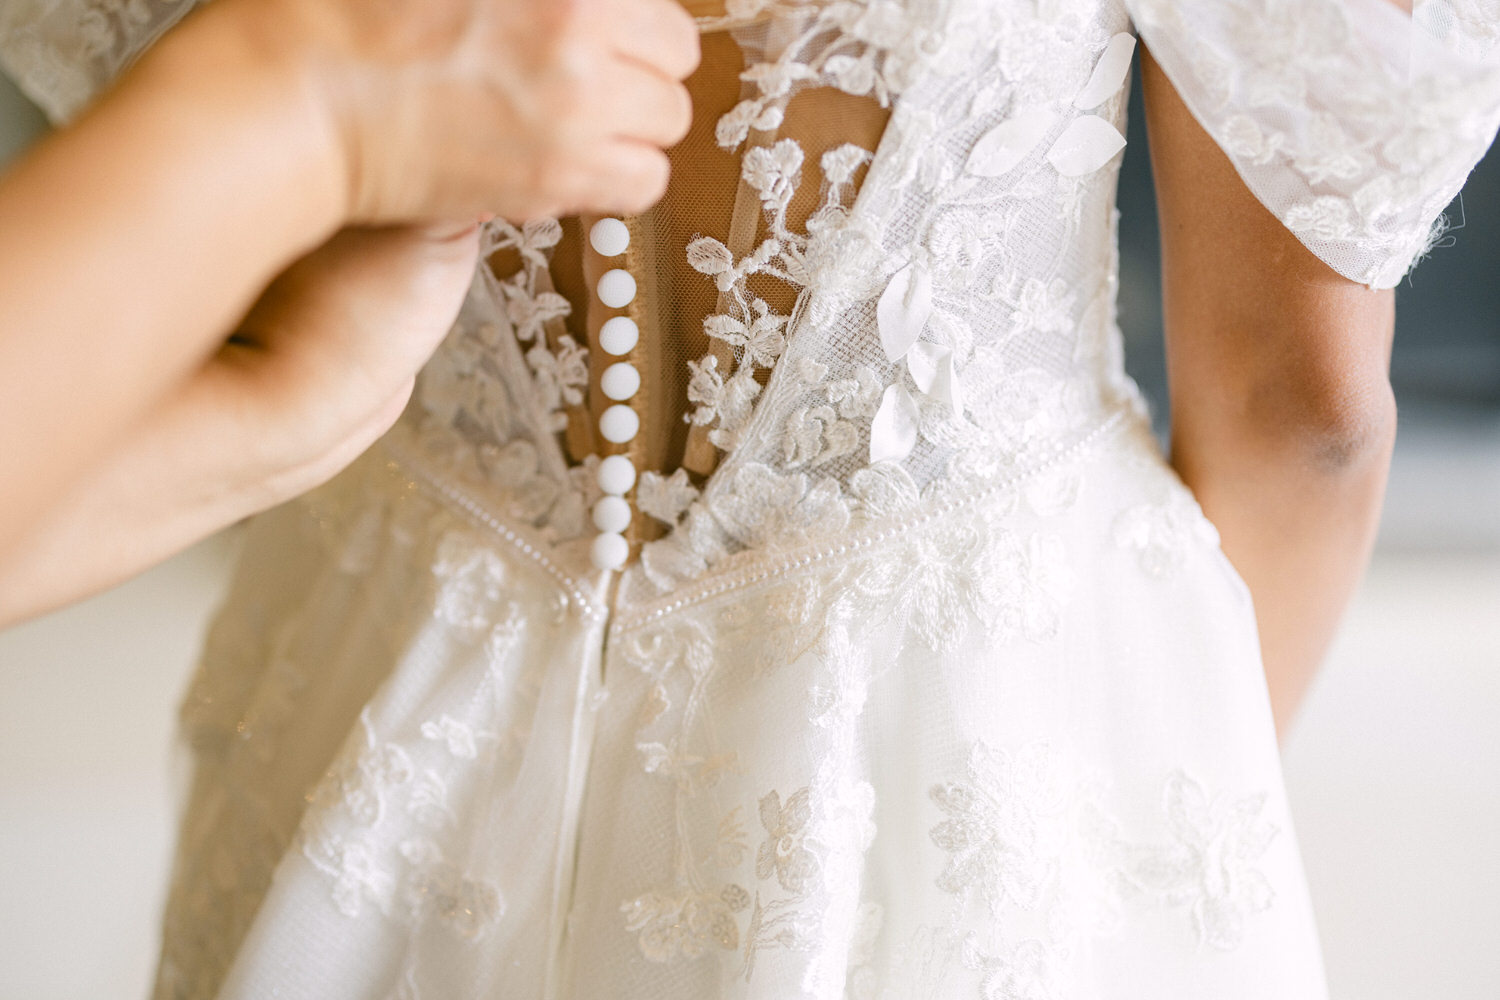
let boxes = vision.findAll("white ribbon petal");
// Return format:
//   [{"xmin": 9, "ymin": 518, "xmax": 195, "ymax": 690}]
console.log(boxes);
[
  {"xmin": 906, "ymin": 340, "xmax": 963, "ymax": 413},
  {"xmin": 876, "ymin": 263, "xmax": 932, "ymax": 362},
  {"xmin": 1073, "ymin": 33, "xmax": 1137, "ymax": 110},
  {"xmin": 869, "ymin": 383, "xmax": 920, "ymax": 464},
  {"xmin": 1046, "ymin": 115, "xmax": 1127, "ymax": 177},
  {"xmin": 906, "ymin": 340, "xmax": 944, "ymax": 395},
  {"xmin": 966, "ymin": 109, "xmax": 1059, "ymax": 177}
]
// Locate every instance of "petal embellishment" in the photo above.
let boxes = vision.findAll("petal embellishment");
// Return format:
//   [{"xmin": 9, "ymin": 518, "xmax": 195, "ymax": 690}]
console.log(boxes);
[
  {"xmin": 966, "ymin": 109, "xmax": 1059, "ymax": 177},
  {"xmin": 869, "ymin": 383, "xmax": 920, "ymax": 464},
  {"xmin": 1073, "ymin": 33, "xmax": 1137, "ymax": 110},
  {"xmin": 1046, "ymin": 116, "xmax": 1127, "ymax": 177},
  {"xmin": 906, "ymin": 341, "xmax": 963, "ymax": 413},
  {"xmin": 686, "ymin": 236, "xmax": 734, "ymax": 275},
  {"xmin": 877, "ymin": 263, "xmax": 932, "ymax": 362},
  {"xmin": 906, "ymin": 341, "xmax": 945, "ymax": 395}
]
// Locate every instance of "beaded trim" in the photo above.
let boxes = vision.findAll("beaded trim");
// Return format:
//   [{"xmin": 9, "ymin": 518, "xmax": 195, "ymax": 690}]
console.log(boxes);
[
  {"xmin": 607, "ymin": 407, "xmax": 1134, "ymax": 635},
  {"xmin": 385, "ymin": 406, "xmax": 1135, "ymax": 634},
  {"xmin": 382, "ymin": 436, "xmax": 611, "ymax": 624}
]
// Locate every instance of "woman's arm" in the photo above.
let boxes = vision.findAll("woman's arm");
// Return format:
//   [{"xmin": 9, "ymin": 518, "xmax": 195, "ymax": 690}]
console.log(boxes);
[
  {"xmin": 1140, "ymin": 49, "xmax": 1398, "ymax": 739},
  {"xmin": 0, "ymin": 0, "xmax": 697, "ymax": 567},
  {"xmin": 0, "ymin": 5, "xmax": 344, "ymax": 561},
  {"xmin": 0, "ymin": 222, "xmax": 480, "ymax": 626}
]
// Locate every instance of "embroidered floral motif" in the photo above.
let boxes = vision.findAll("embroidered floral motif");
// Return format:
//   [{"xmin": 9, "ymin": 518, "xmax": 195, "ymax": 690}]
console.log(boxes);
[
  {"xmin": 962, "ymin": 934, "xmax": 1071, "ymax": 1000},
  {"xmin": 1124, "ymin": 771, "xmax": 1279, "ymax": 950},
  {"xmin": 1130, "ymin": 0, "xmax": 1500, "ymax": 288},
  {"xmin": 1112, "ymin": 486, "xmax": 1221, "ymax": 579},
  {"xmin": 402, "ymin": 856, "xmax": 504, "ymax": 940},
  {"xmin": 637, "ymin": 468, "xmax": 702, "ymax": 527},
  {"xmin": 523, "ymin": 334, "xmax": 588, "ymax": 432},
  {"xmin": 419, "ymin": 714, "xmax": 490, "ymax": 760},
  {"xmin": 431, "ymin": 532, "xmax": 511, "ymax": 632},
  {"xmin": 707, "ymin": 463, "xmax": 853, "ymax": 550},
  {"xmin": 621, "ymin": 888, "xmax": 746, "ymax": 961},
  {"xmin": 307, "ymin": 714, "xmax": 415, "ymax": 830},
  {"xmin": 480, "ymin": 218, "xmax": 591, "ymax": 438},
  {"xmin": 407, "ymin": 770, "xmax": 457, "ymax": 831},
  {"xmin": 300, "ymin": 710, "xmax": 505, "ymax": 938},
  {"xmin": 849, "ymin": 510, "xmax": 1073, "ymax": 652},
  {"xmin": 683, "ymin": 131, "xmax": 872, "ymax": 457},
  {"xmin": 1083, "ymin": 770, "xmax": 1280, "ymax": 951},
  {"xmin": 929, "ymin": 742, "xmax": 1066, "ymax": 916},
  {"xmin": 756, "ymin": 787, "xmax": 818, "ymax": 894}
]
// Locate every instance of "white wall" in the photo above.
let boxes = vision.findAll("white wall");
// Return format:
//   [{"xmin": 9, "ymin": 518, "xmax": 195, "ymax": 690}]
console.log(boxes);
[
  {"xmin": 1286, "ymin": 553, "xmax": 1500, "ymax": 999},
  {"xmin": 0, "ymin": 536, "xmax": 241, "ymax": 1000}
]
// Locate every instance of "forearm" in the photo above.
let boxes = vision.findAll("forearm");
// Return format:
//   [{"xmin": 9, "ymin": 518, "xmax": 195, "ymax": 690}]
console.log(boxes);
[
  {"xmin": 0, "ymin": 219, "xmax": 479, "ymax": 627},
  {"xmin": 1161, "ymin": 264, "xmax": 1397, "ymax": 741},
  {"xmin": 1157, "ymin": 210, "xmax": 1398, "ymax": 741},
  {"xmin": 0, "ymin": 1, "xmax": 344, "ymax": 556},
  {"xmin": 1140, "ymin": 45, "xmax": 1401, "ymax": 740},
  {"xmin": 1170, "ymin": 386, "xmax": 1396, "ymax": 740},
  {"xmin": 0, "ymin": 378, "xmax": 269, "ymax": 626},
  {"xmin": 0, "ymin": 360, "xmax": 399, "ymax": 627}
]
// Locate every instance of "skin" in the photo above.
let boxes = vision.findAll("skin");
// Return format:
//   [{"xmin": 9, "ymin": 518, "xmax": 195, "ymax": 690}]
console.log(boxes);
[
  {"xmin": 0, "ymin": 0, "xmax": 698, "ymax": 624},
  {"xmin": 1141, "ymin": 49, "xmax": 1398, "ymax": 740}
]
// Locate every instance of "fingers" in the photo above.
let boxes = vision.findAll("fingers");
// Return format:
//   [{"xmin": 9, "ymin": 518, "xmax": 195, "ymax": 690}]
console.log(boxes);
[
  {"xmin": 312, "ymin": 0, "xmax": 699, "ymax": 223},
  {"xmin": 601, "ymin": 141, "xmax": 673, "ymax": 214},
  {"xmin": 608, "ymin": 0, "xmax": 701, "ymax": 81},
  {"xmin": 543, "ymin": 140, "xmax": 671, "ymax": 217},
  {"xmin": 597, "ymin": 60, "xmax": 694, "ymax": 148}
]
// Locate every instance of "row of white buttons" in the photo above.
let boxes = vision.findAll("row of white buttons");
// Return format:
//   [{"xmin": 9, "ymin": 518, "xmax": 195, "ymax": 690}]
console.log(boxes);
[{"xmin": 589, "ymin": 217, "xmax": 641, "ymax": 571}]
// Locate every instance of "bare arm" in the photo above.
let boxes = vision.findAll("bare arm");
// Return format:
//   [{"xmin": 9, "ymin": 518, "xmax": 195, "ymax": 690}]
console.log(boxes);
[
  {"xmin": 0, "ymin": 0, "xmax": 698, "ymax": 615},
  {"xmin": 1140, "ymin": 49, "xmax": 1398, "ymax": 739},
  {"xmin": 0, "ymin": 6, "xmax": 344, "ymax": 561},
  {"xmin": 0, "ymin": 222, "xmax": 480, "ymax": 625}
]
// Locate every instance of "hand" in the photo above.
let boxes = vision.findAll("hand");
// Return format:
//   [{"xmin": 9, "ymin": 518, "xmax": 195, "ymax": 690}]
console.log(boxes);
[
  {"xmin": 223, "ymin": 222, "xmax": 481, "ymax": 498},
  {"xmin": 0, "ymin": 223, "xmax": 480, "ymax": 626},
  {"xmin": 208, "ymin": 0, "xmax": 700, "ymax": 224}
]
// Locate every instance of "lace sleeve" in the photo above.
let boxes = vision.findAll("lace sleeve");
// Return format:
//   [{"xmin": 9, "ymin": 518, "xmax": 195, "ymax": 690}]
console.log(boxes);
[
  {"xmin": 1126, "ymin": 0, "xmax": 1500, "ymax": 288},
  {"xmin": 0, "ymin": 0, "xmax": 198, "ymax": 124}
]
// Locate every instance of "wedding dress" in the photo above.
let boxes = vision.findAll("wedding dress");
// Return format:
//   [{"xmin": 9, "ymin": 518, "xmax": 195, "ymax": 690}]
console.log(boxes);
[{"xmin": 4, "ymin": 1, "xmax": 1498, "ymax": 997}]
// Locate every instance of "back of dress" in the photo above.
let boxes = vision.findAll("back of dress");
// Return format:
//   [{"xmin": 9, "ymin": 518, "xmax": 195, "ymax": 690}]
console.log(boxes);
[{"xmin": 4, "ymin": 2, "xmax": 1498, "ymax": 999}]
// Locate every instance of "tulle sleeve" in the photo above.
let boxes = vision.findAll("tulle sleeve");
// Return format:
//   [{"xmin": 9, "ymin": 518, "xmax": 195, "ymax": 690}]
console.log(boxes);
[
  {"xmin": 0, "ymin": 0, "xmax": 197, "ymax": 125},
  {"xmin": 1125, "ymin": 0, "xmax": 1500, "ymax": 288}
]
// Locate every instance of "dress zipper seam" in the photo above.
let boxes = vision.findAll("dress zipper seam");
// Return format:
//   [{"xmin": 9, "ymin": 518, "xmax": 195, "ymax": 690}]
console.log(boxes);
[{"xmin": 541, "ymin": 608, "xmax": 612, "ymax": 1000}]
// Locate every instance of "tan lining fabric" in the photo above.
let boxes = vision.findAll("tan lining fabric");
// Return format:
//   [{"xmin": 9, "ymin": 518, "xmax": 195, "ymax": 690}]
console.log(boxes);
[{"xmin": 494, "ymin": 8, "xmax": 891, "ymax": 548}]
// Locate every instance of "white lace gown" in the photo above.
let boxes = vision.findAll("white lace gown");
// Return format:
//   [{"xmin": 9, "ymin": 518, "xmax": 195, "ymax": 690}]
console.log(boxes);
[{"xmin": 5, "ymin": 1, "xmax": 1499, "ymax": 997}]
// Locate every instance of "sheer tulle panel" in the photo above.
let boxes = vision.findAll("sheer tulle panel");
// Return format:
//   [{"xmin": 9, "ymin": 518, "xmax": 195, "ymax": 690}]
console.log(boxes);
[{"xmin": 482, "ymin": 14, "xmax": 892, "ymax": 510}]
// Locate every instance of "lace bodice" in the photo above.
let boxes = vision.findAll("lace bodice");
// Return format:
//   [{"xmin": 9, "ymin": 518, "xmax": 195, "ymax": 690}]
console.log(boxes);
[{"xmin": 5, "ymin": 0, "xmax": 1498, "ymax": 599}]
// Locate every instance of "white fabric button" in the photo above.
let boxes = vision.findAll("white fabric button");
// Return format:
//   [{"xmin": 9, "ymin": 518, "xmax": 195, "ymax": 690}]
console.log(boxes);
[
  {"xmin": 599, "ymin": 404, "xmax": 640, "ymax": 443},
  {"xmin": 589, "ymin": 217, "xmax": 630, "ymax": 257},
  {"xmin": 599, "ymin": 316, "xmax": 639, "ymax": 356},
  {"xmin": 600, "ymin": 362, "xmax": 641, "ymax": 401},
  {"xmin": 597, "ymin": 269, "xmax": 636, "ymax": 309},
  {"xmin": 590, "ymin": 531, "xmax": 629, "ymax": 571},
  {"xmin": 592, "ymin": 495, "xmax": 633, "ymax": 534},
  {"xmin": 597, "ymin": 454, "xmax": 636, "ymax": 495}
]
